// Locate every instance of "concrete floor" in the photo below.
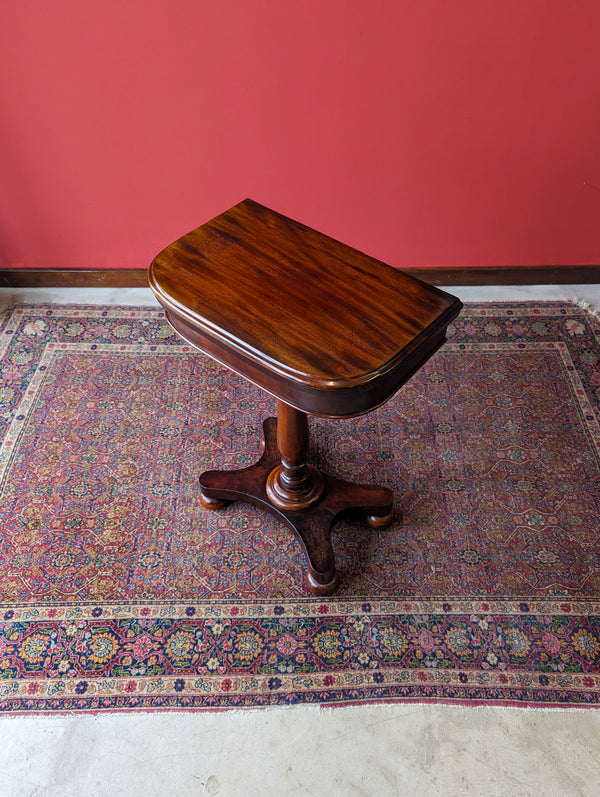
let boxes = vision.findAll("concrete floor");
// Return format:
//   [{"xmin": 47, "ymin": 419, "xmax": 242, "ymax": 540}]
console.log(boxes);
[{"xmin": 0, "ymin": 284, "xmax": 599, "ymax": 797}]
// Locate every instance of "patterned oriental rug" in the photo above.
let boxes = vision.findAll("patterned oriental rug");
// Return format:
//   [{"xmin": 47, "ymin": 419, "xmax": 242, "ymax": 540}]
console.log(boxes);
[{"xmin": 0, "ymin": 300, "xmax": 599, "ymax": 713}]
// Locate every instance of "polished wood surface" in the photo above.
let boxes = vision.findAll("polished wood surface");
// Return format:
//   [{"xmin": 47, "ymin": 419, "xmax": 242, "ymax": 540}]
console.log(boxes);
[
  {"xmin": 149, "ymin": 199, "xmax": 462, "ymax": 594},
  {"xmin": 265, "ymin": 402, "xmax": 324, "ymax": 511},
  {"xmin": 150, "ymin": 199, "xmax": 462, "ymax": 417}
]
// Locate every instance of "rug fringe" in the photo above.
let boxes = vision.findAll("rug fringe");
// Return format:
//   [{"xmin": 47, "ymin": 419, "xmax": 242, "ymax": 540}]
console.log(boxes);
[
  {"xmin": 319, "ymin": 701, "xmax": 594, "ymax": 715},
  {"xmin": 570, "ymin": 297, "xmax": 600, "ymax": 318}
]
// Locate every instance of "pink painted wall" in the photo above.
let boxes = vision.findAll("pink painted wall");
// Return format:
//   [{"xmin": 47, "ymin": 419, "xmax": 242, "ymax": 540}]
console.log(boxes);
[{"xmin": 1, "ymin": 0, "xmax": 600, "ymax": 270}]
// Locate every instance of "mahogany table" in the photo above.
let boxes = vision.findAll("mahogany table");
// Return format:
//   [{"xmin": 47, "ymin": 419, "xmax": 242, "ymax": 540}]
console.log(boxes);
[{"xmin": 149, "ymin": 199, "xmax": 462, "ymax": 595}]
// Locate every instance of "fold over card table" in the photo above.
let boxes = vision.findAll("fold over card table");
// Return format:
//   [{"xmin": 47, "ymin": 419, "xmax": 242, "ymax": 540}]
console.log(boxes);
[{"xmin": 149, "ymin": 199, "xmax": 462, "ymax": 595}]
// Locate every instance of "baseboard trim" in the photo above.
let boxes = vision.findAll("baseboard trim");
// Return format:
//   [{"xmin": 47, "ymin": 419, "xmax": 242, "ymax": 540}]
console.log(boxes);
[
  {"xmin": 0, "ymin": 269, "xmax": 149, "ymax": 288},
  {"xmin": 407, "ymin": 265, "xmax": 600, "ymax": 286},
  {"xmin": 0, "ymin": 265, "xmax": 599, "ymax": 288}
]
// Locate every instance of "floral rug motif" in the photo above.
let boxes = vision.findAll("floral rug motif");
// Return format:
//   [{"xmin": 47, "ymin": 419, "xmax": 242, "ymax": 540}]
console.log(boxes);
[{"xmin": 0, "ymin": 301, "xmax": 599, "ymax": 712}]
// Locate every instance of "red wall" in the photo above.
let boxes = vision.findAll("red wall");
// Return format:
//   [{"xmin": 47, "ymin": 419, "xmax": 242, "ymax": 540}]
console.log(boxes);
[{"xmin": 2, "ymin": 0, "xmax": 600, "ymax": 270}]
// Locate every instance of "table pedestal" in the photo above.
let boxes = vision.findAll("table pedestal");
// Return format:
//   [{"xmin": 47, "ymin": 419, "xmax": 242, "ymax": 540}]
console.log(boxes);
[{"xmin": 199, "ymin": 401, "xmax": 395, "ymax": 595}]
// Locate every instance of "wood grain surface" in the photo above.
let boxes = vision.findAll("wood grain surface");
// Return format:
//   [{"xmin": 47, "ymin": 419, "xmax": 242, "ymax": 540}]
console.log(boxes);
[{"xmin": 149, "ymin": 199, "xmax": 462, "ymax": 417}]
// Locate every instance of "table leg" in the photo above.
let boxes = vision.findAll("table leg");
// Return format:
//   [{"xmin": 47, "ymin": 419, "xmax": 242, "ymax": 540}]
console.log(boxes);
[
  {"xmin": 199, "ymin": 402, "xmax": 395, "ymax": 596},
  {"xmin": 265, "ymin": 402, "xmax": 324, "ymax": 511}
]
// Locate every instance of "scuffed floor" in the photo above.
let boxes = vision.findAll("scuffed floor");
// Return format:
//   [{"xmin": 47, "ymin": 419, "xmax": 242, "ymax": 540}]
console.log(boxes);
[{"xmin": 2, "ymin": 703, "xmax": 600, "ymax": 796}]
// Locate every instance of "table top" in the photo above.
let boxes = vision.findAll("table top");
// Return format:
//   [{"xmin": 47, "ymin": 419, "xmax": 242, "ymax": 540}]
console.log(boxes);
[{"xmin": 149, "ymin": 199, "xmax": 462, "ymax": 416}]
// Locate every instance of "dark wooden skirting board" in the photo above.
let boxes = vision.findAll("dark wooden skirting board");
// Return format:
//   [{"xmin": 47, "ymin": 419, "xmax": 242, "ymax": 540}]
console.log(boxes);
[
  {"xmin": 0, "ymin": 265, "xmax": 599, "ymax": 288},
  {"xmin": 0, "ymin": 269, "xmax": 150, "ymax": 288},
  {"xmin": 420, "ymin": 265, "xmax": 600, "ymax": 286}
]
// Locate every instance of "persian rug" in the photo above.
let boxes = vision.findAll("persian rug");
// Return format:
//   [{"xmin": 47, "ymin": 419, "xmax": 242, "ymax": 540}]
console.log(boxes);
[{"xmin": 0, "ymin": 300, "xmax": 599, "ymax": 713}]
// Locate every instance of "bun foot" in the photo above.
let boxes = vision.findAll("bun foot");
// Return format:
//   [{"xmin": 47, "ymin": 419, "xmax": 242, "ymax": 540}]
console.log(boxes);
[
  {"xmin": 200, "ymin": 491, "xmax": 230, "ymax": 511},
  {"xmin": 305, "ymin": 568, "xmax": 340, "ymax": 596},
  {"xmin": 366, "ymin": 507, "xmax": 395, "ymax": 529}
]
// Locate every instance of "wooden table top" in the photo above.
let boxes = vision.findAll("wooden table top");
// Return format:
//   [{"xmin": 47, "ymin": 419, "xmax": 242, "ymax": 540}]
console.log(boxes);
[{"xmin": 149, "ymin": 199, "xmax": 462, "ymax": 417}]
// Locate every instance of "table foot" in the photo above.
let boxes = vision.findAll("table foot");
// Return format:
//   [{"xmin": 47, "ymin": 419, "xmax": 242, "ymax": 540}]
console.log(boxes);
[
  {"xmin": 199, "ymin": 412, "xmax": 394, "ymax": 595},
  {"xmin": 200, "ymin": 492, "xmax": 230, "ymax": 511},
  {"xmin": 366, "ymin": 507, "xmax": 396, "ymax": 529},
  {"xmin": 306, "ymin": 567, "xmax": 340, "ymax": 597}
]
